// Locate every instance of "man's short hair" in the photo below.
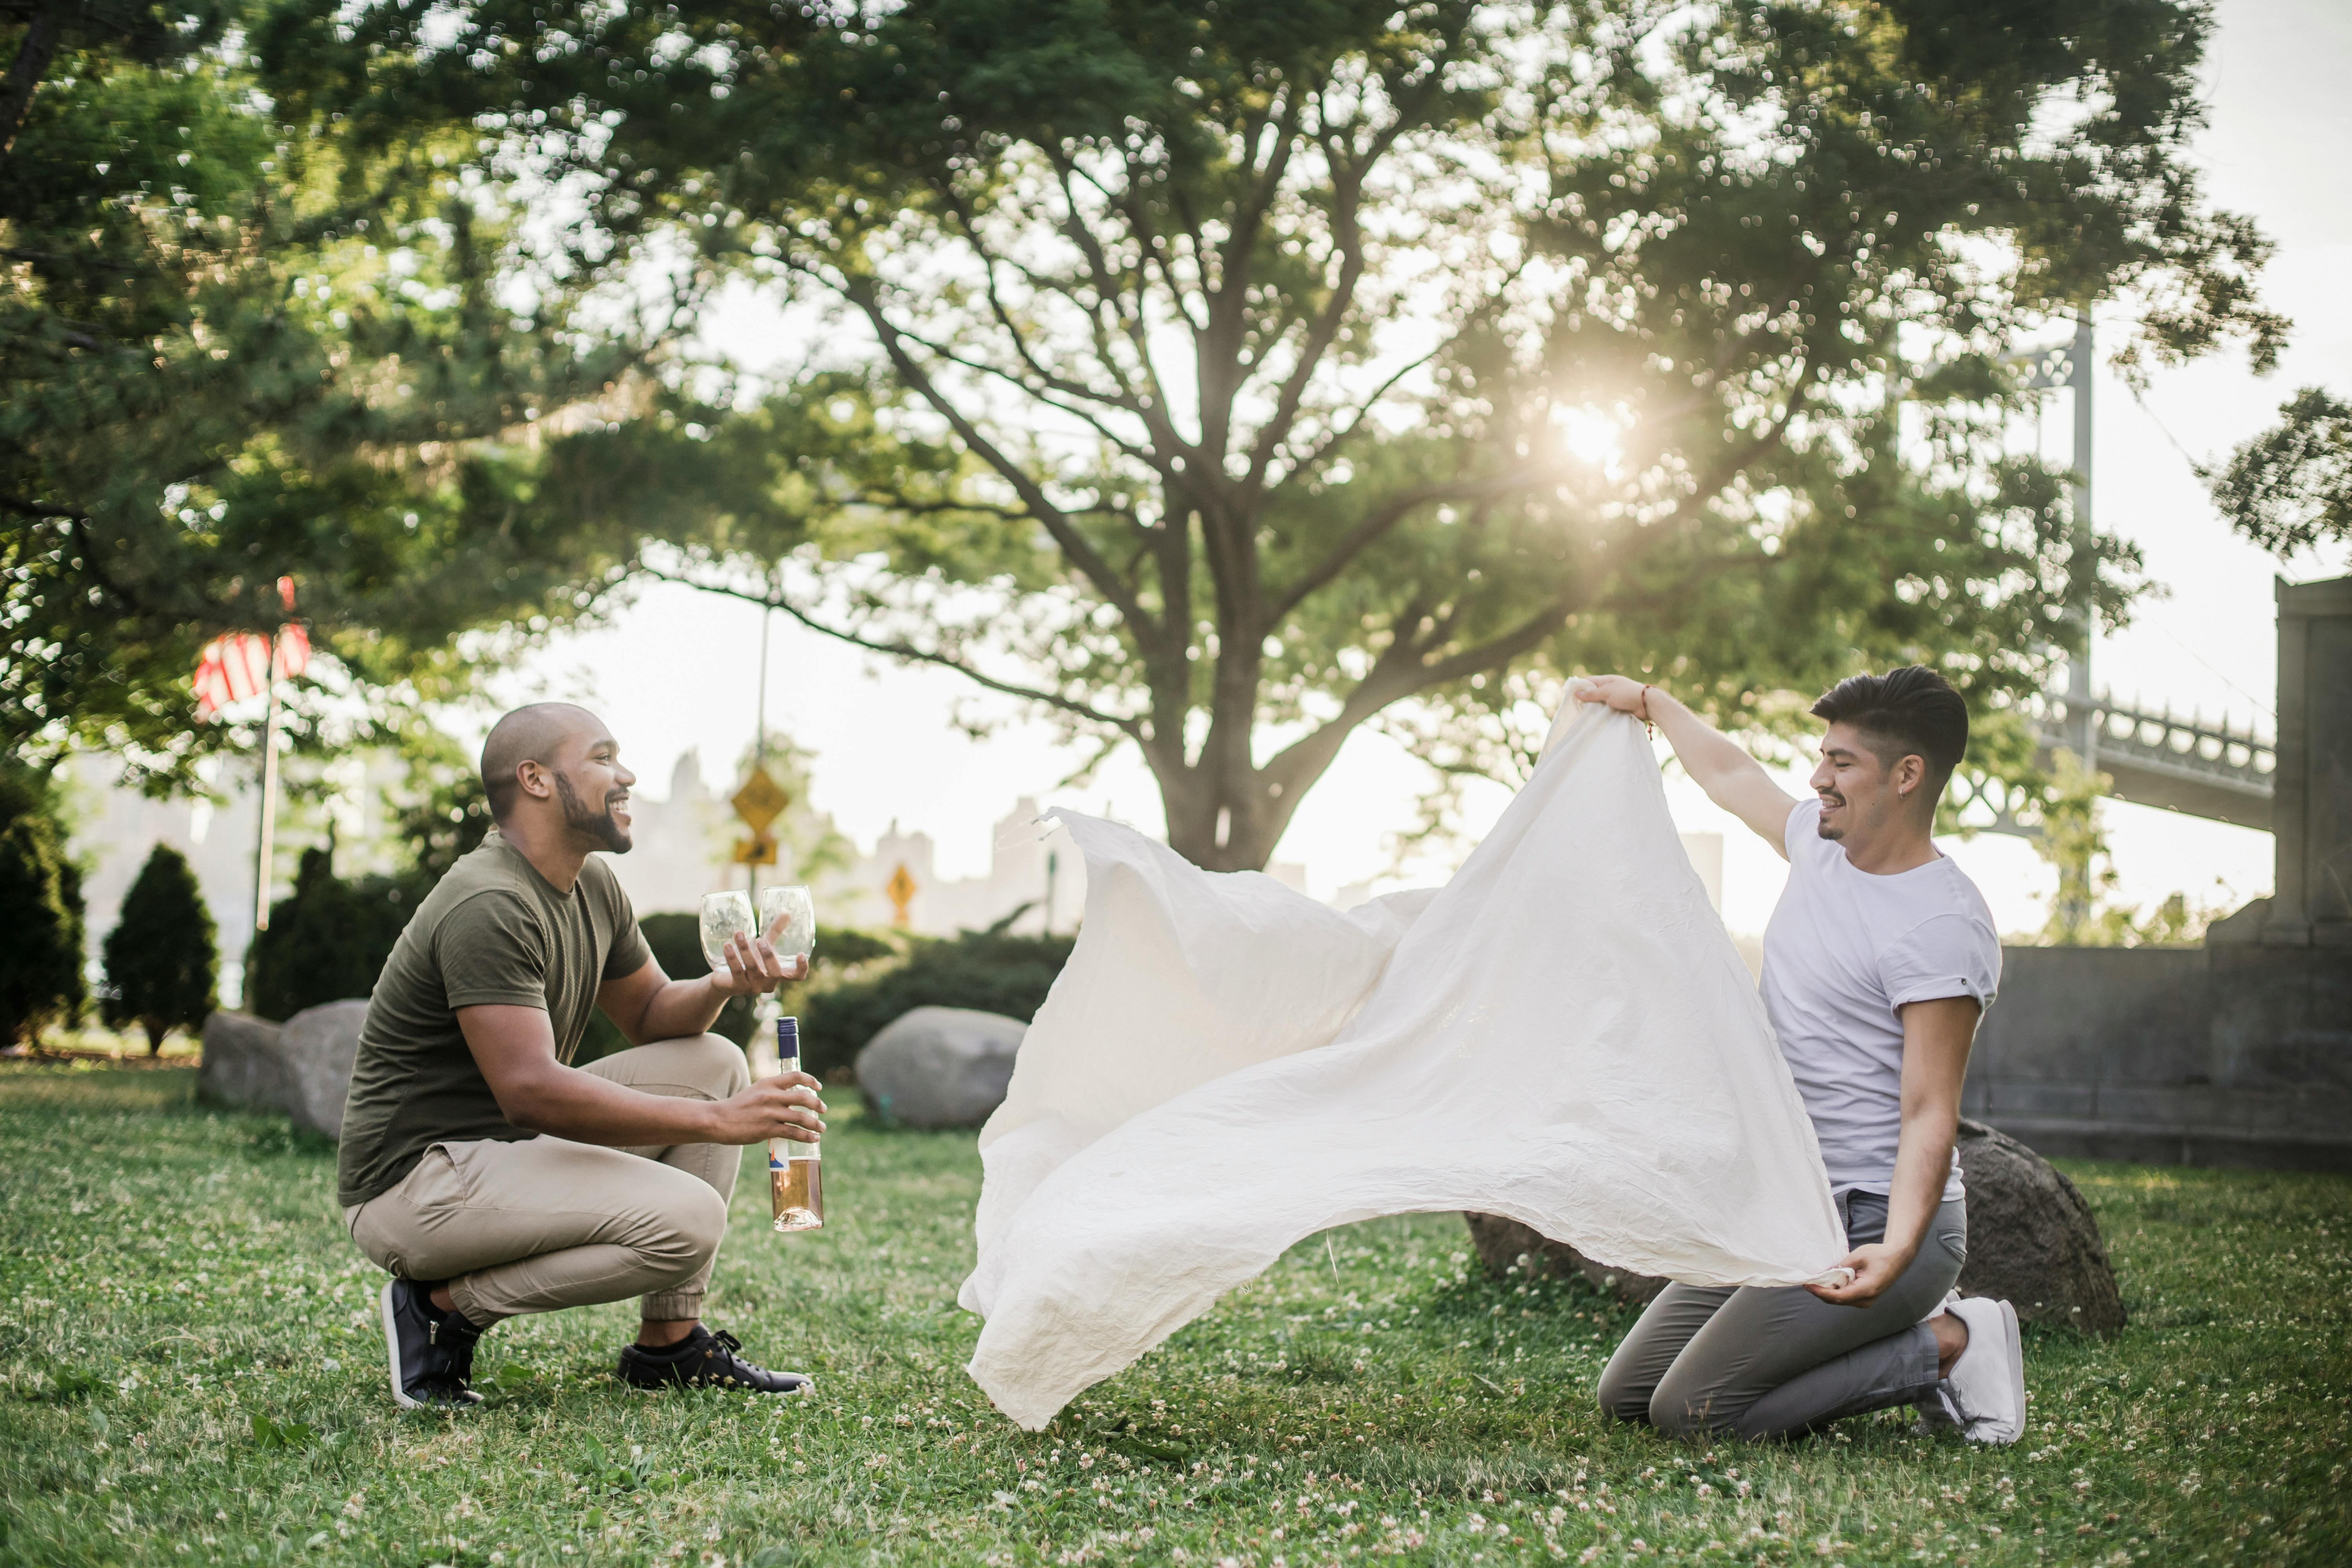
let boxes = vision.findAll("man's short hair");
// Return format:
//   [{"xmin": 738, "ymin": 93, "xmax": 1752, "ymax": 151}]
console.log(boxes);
[
  {"xmin": 479, "ymin": 703, "xmax": 595, "ymax": 822},
  {"xmin": 1809, "ymin": 667, "xmax": 1969, "ymax": 787}
]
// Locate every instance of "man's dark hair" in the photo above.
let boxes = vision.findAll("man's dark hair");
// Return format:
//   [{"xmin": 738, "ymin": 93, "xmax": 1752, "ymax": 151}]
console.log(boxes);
[{"xmin": 1809, "ymin": 667, "xmax": 1969, "ymax": 787}]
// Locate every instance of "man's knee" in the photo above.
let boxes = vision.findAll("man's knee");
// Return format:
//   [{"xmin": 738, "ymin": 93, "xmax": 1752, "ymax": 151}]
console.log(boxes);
[
  {"xmin": 650, "ymin": 1031, "xmax": 751, "ymax": 1099},
  {"xmin": 1647, "ymin": 1372, "xmax": 1732, "ymax": 1439},
  {"xmin": 637, "ymin": 1174, "xmax": 729, "ymax": 1280},
  {"xmin": 1595, "ymin": 1361, "xmax": 1653, "ymax": 1425}
]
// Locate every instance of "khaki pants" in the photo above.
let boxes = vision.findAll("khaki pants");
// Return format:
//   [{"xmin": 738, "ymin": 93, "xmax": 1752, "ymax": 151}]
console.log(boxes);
[
  {"xmin": 1597, "ymin": 1190, "xmax": 1967, "ymax": 1440},
  {"xmin": 344, "ymin": 1034, "xmax": 750, "ymax": 1328}
]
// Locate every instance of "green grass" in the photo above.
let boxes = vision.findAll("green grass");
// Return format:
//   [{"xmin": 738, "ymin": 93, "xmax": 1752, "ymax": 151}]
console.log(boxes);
[{"xmin": 1, "ymin": 1062, "xmax": 2346, "ymax": 1568}]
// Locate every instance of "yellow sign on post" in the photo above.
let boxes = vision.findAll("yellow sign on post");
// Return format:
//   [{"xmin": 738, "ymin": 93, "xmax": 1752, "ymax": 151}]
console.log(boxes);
[
  {"xmin": 731, "ymin": 768, "xmax": 789, "ymax": 834},
  {"xmin": 733, "ymin": 829, "xmax": 779, "ymax": 866},
  {"xmin": 885, "ymin": 862, "xmax": 918, "ymax": 928}
]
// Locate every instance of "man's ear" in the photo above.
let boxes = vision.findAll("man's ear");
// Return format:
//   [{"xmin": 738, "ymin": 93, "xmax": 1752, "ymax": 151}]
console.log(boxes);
[
  {"xmin": 515, "ymin": 759, "xmax": 555, "ymax": 804},
  {"xmin": 1894, "ymin": 754, "xmax": 1931, "ymax": 804}
]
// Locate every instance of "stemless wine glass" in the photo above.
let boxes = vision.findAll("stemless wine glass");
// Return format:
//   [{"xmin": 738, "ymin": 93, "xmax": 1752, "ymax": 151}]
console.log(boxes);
[
  {"xmin": 758, "ymin": 884, "xmax": 817, "ymax": 968},
  {"xmin": 699, "ymin": 889, "xmax": 755, "ymax": 973}
]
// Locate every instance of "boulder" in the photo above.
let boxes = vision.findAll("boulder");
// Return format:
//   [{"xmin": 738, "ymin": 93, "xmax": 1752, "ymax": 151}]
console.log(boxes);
[
  {"xmin": 196, "ymin": 1000, "xmax": 368, "ymax": 1141},
  {"xmin": 1463, "ymin": 1212, "xmax": 1669, "ymax": 1307},
  {"xmin": 1954, "ymin": 1117, "xmax": 2126, "ymax": 1335},
  {"xmin": 856, "ymin": 1006, "xmax": 1027, "ymax": 1129},
  {"xmin": 197, "ymin": 1011, "xmax": 291, "ymax": 1114},
  {"xmin": 279, "ymin": 999, "xmax": 369, "ymax": 1140}
]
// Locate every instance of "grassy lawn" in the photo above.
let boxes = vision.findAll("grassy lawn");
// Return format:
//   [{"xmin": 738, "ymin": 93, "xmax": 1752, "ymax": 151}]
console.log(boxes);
[{"xmin": 1, "ymin": 1062, "xmax": 2346, "ymax": 1568}]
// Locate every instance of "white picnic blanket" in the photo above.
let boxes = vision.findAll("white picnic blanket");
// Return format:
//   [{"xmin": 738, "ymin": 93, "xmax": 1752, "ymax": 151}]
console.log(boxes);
[{"xmin": 957, "ymin": 690, "xmax": 1846, "ymax": 1428}]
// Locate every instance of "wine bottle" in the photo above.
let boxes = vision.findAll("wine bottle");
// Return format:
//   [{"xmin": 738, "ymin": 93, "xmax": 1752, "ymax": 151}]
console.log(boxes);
[{"xmin": 769, "ymin": 1016, "xmax": 824, "ymax": 1232}]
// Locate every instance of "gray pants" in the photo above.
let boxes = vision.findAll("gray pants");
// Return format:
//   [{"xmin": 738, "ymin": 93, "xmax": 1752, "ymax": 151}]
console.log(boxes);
[{"xmin": 1597, "ymin": 1191, "xmax": 1965, "ymax": 1440}]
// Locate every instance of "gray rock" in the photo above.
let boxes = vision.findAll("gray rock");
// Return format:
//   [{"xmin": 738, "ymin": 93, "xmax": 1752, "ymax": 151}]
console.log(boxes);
[
  {"xmin": 1463, "ymin": 1212, "xmax": 1669, "ymax": 1307},
  {"xmin": 1955, "ymin": 1117, "xmax": 2126, "ymax": 1335},
  {"xmin": 279, "ymin": 999, "xmax": 370, "ymax": 1140},
  {"xmin": 197, "ymin": 1011, "xmax": 291, "ymax": 1114},
  {"xmin": 856, "ymin": 1006, "xmax": 1027, "ymax": 1129},
  {"xmin": 196, "ymin": 1000, "xmax": 369, "ymax": 1141}
]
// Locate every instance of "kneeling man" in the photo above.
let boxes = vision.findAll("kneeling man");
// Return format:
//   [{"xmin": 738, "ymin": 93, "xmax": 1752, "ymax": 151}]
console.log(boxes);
[
  {"xmin": 338, "ymin": 703, "xmax": 824, "ymax": 1408},
  {"xmin": 1579, "ymin": 668, "xmax": 2026, "ymax": 1444}
]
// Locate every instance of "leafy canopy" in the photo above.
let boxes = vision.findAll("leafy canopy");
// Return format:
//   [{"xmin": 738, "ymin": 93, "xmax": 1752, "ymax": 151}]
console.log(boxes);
[
  {"xmin": 1, "ymin": 0, "xmax": 661, "ymax": 790},
  {"xmin": 269, "ymin": 0, "xmax": 2279, "ymax": 865}
]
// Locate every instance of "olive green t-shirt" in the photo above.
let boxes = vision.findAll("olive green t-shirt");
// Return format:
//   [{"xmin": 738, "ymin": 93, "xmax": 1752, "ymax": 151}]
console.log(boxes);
[{"xmin": 335, "ymin": 830, "xmax": 653, "ymax": 1207}]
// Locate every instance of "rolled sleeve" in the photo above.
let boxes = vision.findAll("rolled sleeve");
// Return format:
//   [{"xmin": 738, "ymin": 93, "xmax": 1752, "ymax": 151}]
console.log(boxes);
[{"xmin": 1879, "ymin": 912, "xmax": 2001, "ymax": 1018}]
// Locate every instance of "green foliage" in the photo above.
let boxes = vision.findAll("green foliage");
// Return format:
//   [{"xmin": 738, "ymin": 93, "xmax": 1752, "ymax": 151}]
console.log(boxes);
[
  {"xmin": 801, "ymin": 920, "xmax": 1073, "ymax": 1079},
  {"xmin": 0, "ymin": 768, "xmax": 85, "ymax": 1047},
  {"xmin": 387, "ymin": 732, "xmax": 495, "ymax": 887},
  {"xmin": 247, "ymin": 1410, "xmax": 318, "ymax": 1452},
  {"xmin": 577, "ymin": 921, "xmax": 899, "ymax": 1064},
  {"xmin": 3, "ymin": 1061, "xmax": 2348, "ymax": 1564},
  {"xmin": 241, "ymin": 848, "xmax": 417, "ymax": 1022},
  {"xmin": 298, "ymin": 0, "xmax": 2286, "ymax": 867},
  {"xmin": 2208, "ymin": 387, "xmax": 2352, "ymax": 561},
  {"xmin": 0, "ymin": 1, "xmax": 652, "ymax": 790},
  {"xmin": 2033, "ymin": 751, "xmax": 2224, "ymax": 947},
  {"xmin": 99, "ymin": 844, "xmax": 218, "ymax": 1053}
]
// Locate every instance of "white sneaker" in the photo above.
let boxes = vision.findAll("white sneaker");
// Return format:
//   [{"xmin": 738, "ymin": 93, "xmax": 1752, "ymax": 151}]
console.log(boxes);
[{"xmin": 1938, "ymin": 1296, "xmax": 2025, "ymax": 1445}]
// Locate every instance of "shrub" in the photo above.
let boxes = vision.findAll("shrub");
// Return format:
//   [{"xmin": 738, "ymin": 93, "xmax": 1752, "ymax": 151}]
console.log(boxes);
[
  {"xmin": 101, "ymin": 845, "xmax": 219, "ymax": 1053},
  {"xmin": 577, "ymin": 920, "xmax": 899, "ymax": 1063},
  {"xmin": 242, "ymin": 848, "xmax": 418, "ymax": 1022},
  {"xmin": 799, "ymin": 920, "xmax": 1074, "ymax": 1078},
  {"xmin": 0, "ymin": 769, "xmax": 86, "ymax": 1047}
]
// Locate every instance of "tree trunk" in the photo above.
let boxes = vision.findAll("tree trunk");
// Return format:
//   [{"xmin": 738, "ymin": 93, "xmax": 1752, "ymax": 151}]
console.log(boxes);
[
  {"xmin": 0, "ymin": 0, "xmax": 69, "ymax": 162},
  {"xmin": 145, "ymin": 1018, "xmax": 166, "ymax": 1055}
]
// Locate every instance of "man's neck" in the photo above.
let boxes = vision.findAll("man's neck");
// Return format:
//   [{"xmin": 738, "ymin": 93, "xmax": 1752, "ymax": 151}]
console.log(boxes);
[
  {"xmin": 495, "ymin": 819, "xmax": 591, "ymax": 894},
  {"xmin": 1836, "ymin": 820, "xmax": 1942, "ymax": 877}
]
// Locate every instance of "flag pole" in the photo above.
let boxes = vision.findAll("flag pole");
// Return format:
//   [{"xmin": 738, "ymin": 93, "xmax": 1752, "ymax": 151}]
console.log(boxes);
[{"xmin": 252, "ymin": 672, "xmax": 281, "ymax": 931}]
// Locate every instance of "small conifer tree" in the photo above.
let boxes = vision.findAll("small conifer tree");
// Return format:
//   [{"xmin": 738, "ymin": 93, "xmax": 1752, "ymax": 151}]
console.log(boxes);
[
  {"xmin": 0, "ymin": 771, "xmax": 86, "ymax": 1049},
  {"xmin": 102, "ymin": 845, "xmax": 218, "ymax": 1053}
]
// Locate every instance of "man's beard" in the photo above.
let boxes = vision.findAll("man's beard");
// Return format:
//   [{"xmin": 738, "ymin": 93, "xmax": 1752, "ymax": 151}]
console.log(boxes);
[
  {"xmin": 1815, "ymin": 790, "xmax": 1847, "ymax": 840},
  {"xmin": 555, "ymin": 772, "xmax": 632, "ymax": 853}
]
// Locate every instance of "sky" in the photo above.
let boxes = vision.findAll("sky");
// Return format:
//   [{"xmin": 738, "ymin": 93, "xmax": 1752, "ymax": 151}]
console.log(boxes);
[{"xmin": 482, "ymin": 0, "xmax": 2351, "ymax": 936}]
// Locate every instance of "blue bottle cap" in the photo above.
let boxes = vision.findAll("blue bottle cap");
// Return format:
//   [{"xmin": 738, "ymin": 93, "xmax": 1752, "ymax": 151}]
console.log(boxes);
[{"xmin": 776, "ymin": 1016, "xmax": 799, "ymax": 1054}]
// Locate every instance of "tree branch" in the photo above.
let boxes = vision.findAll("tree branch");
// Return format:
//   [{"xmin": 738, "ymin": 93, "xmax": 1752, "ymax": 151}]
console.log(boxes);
[
  {"xmin": 644, "ymin": 565, "xmax": 1143, "ymax": 738},
  {"xmin": 1265, "ymin": 470, "xmax": 1544, "ymax": 626}
]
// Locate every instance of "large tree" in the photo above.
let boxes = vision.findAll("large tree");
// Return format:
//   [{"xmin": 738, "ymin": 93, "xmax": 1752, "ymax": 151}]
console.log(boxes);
[
  {"xmin": 279, "ymin": 0, "xmax": 2280, "ymax": 868},
  {"xmin": 1, "ymin": 0, "xmax": 655, "ymax": 790}
]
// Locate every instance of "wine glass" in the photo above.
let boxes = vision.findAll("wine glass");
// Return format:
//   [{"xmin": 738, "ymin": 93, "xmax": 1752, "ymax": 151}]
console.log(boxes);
[
  {"xmin": 759, "ymin": 884, "xmax": 817, "ymax": 968},
  {"xmin": 699, "ymin": 890, "xmax": 755, "ymax": 974}
]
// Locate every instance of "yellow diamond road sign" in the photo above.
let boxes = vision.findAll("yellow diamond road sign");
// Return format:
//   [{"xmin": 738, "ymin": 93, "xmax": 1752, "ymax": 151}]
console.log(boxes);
[
  {"xmin": 731, "ymin": 767, "xmax": 789, "ymax": 833},
  {"xmin": 886, "ymin": 862, "xmax": 918, "ymax": 927}
]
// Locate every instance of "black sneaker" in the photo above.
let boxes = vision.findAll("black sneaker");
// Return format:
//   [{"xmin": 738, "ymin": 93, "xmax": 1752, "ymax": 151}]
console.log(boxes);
[
  {"xmin": 617, "ymin": 1327, "xmax": 812, "ymax": 1394},
  {"xmin": 378, "ymin": 1278, "xmax": 484, "ymax": 1410}
]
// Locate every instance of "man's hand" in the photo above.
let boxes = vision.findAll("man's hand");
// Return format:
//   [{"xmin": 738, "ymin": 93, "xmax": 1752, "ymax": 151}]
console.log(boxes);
[
  {"xmin": 1807, "ymin": 1241, "xmax": 1913, "ymax": 1307},
  {"xmin": 709, "ymin": 931, "xmax": 809, "ymax": 998},
  {"xmin": 707, "ymin": 1069, "xmax": 828, "ymax": 1147},
  {"xmin": 1572, "ymin": 674, "xmax": 1798, "ymax": 852},
  {"xmin": 1573, "ymin": 673, "xmax": 1655, "ymax": 718}
]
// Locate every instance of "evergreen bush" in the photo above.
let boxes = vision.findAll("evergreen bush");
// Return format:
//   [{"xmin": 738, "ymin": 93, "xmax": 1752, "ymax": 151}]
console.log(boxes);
[
  {"xmin": 241, "ymin": 848, "xmax": 418, "ymax": 1022},
  {"xmin": 101, "ymin": 845, "xmax": 218, "ymax": 1053},
  {"xmin": 0, "ymin": 770, "xmax": 87, "ymax": 1048},
  {"xmin": 575, "ymin": 920, "xmax": 898, "ymax": 1063},
  {"xmin": 800, "ymin": 919, "xmax": 1073, "ymax": 1079}
]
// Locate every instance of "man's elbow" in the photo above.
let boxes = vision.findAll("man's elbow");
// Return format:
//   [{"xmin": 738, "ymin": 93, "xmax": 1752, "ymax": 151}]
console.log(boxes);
[{"xmin": 490, "ymin": 1070, "xmax": 572, "ymax": 1133}]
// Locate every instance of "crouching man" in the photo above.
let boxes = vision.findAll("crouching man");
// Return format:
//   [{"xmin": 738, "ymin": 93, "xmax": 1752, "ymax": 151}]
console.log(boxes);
[{"xmin": 337, "ymin": 702, "xmax": 823, "ymax": 1408}]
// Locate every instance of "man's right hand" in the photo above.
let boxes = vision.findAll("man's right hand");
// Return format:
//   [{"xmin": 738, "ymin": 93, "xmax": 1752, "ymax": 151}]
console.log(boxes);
[
  {"xmin": 1574, "ymin": 674, "xmax": 1653, "ymax": 718},
  {"xmin": 708, "ymin": 1069, "xmax": 828, "ymax": 1146}
]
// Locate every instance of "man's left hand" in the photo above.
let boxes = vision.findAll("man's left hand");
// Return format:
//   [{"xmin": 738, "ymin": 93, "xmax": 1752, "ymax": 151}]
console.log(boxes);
[
  {"xmin": 1807, "ymin": 1241, "xmax": 1912, "ymax": 1307},
  {"xmin": 711, "ymin": 932, "xmax": 809, "ymax": 997}
]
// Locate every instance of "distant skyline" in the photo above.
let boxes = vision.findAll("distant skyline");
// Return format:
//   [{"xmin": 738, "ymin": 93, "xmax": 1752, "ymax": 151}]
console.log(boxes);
[{"xmin": 480, "ymin": 0, "xmax": 2346, "ymax": 937}]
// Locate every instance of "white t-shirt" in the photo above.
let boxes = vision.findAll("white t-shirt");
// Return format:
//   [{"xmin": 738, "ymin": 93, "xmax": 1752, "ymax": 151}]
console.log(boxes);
[{"xmin": 1760, "ymin": 799, "xmax": 2000, "ymax": 1201}]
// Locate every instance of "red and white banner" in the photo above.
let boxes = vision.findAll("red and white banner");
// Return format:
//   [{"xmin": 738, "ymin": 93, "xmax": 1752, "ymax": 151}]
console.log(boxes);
[{"xmin": 192, "ymin": 577, "xmax": 310, "ymax": 718}]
